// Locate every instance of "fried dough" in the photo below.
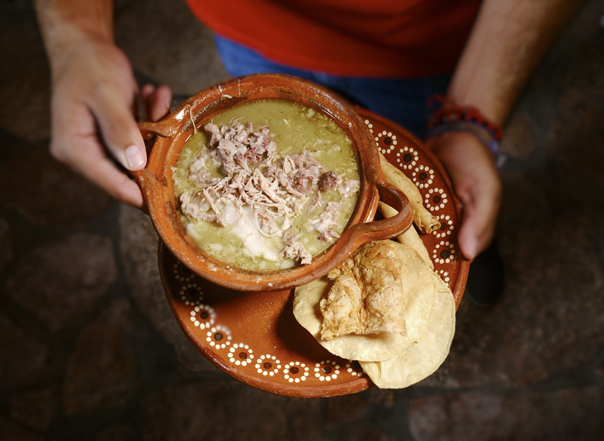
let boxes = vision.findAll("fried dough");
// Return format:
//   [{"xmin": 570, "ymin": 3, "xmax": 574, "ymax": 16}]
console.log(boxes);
[
  {"xmin": 320, "ymin": 241, "xmax": 409, "ymax": 340},
  {"xmin": 293, "ymin": 276, "xmax": 414, "ymax": 361}
]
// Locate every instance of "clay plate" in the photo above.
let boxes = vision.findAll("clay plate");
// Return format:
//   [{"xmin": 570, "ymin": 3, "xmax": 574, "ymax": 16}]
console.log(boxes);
[{"xmin": 159, "ymin": 109, "xmax": 469, "ymax": 398}]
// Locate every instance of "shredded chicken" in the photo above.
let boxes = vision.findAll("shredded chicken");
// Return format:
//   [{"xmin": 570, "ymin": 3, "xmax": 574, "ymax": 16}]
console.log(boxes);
[
  {"xmin": 314, "ymin": 202, "xmax": 342, "ymax": 241},
  {"xmin": 280, "ymin": 233, "xmax": 313, "ymax": 265},
  {"xmin": 179, "ymin": 121, "xmax": 358, "ymax": 265},
  {"xmin": 180, "ymin": 192, "xmax": 226, "ymax": 226},
  {"xmin": 318, "ymin": 171, "xmax": 340, "ymax": 192}
]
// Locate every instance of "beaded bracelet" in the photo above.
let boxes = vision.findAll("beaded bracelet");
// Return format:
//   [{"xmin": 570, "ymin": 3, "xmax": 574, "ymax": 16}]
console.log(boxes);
[{"xmin": 426, "ymin": 95, "xmax": 503, "ymax": 157}]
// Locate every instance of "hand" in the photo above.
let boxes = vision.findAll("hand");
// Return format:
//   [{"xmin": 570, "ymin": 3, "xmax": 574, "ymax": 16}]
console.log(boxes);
[
  {"xmin": 48, "ymin": 33, "xmax": 171, "ymax": 207},
  {"xmin": 425, "ymin": 132, "xmax": 502, "ymax": 260}
]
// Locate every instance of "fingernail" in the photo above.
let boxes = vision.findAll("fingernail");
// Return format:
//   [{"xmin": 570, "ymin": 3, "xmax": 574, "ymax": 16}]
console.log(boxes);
[
  {"xmin": 467, "ymin": 238, "xmax": 478, "ymax": 260},
  {"xmin": 125, "ymin": 145, "xmax": 145, "ymax": 169}
]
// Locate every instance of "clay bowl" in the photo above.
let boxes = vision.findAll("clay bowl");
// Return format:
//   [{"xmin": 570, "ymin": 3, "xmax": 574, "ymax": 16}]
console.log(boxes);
[{"xmin": 132, "ymin": 74, "xmax": 413, "ymax": 292}]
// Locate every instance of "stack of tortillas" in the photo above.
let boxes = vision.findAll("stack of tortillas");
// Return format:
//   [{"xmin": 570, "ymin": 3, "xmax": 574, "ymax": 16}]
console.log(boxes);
[{"xmin": 293, "ymin": 154, "xmax": 456, "ymax": 388}]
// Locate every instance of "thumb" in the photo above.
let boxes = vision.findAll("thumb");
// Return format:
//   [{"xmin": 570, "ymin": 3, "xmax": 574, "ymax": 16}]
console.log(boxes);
[
  {"xmin": 456, "ymin": 183, "xmax": 500, "ymax": 260},
  {"xmin": 90, "ymin": 89, "xmax": 147, "ymax": 170}
]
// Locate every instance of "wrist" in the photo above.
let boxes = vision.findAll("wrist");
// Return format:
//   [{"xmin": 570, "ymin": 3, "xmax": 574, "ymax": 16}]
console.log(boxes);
[
  {"xmin": 35, "ymin": 0, "xmax": 114, "ymax": 64},
  {"xmin": 426, "ymin": 96, "xmax": 503, "ymax": 157},
  {"xmin": 426, "ymin": 132, "xmax": 501, "ymax": 190}
]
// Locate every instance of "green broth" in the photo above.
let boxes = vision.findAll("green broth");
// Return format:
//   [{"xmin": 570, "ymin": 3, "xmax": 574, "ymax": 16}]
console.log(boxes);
[{"xmin": 174, "ymin": 99, "xmax": 360, "ymax": 271}]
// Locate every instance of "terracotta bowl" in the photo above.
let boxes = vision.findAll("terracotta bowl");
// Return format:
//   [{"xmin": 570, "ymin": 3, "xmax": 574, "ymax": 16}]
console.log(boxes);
[{"xmin": 132, "ymin": 74, "xmax": 413, "ymax": 292}]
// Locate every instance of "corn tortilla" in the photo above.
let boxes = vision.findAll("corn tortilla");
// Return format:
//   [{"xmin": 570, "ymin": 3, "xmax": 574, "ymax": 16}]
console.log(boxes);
[
  {"xmin": 359, "ymin": 273, "xmax": 455, "ymax": 388},
  {"xmin": 378, "ymin": 201, "xmax": 433, "ymax": 269},
  {"xmin": 293, "ymin": 277, "xmax": 414, "ymax": 361},
  {"xmin": 293, "ymin": 241, "xmax": 439, "ymax": 362}
]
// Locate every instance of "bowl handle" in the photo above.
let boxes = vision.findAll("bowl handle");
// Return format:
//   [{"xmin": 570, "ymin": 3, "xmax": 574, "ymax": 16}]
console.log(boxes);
[
  {"xmin": 321, "ymin": 179, "xmax": 413, "ymax": 273},
  {"xmin": 351, "ymin": 180, "xmax": 413, "ymax": 240},
  {"xmin": 137, "ymin": 120, "xmax": 180, "ymax": 140},
  {"xmin": 130, "ymin": 119, "xmax": 184, "ymax": 212}
]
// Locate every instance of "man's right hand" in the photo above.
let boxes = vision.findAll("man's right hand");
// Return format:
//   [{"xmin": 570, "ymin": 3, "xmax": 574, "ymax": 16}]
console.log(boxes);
[
  {"xmin": 34, "ymin": 0, "xmax": 172, "ymax": 207},
  {"xmin": 49, "ymin": 32, "xmax": 171, "ymax": 207}
]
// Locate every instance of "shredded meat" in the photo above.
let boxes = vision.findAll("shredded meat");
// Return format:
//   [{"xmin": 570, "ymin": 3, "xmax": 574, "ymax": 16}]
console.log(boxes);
[
  {"xmin": 179, "ymin": 121, "xmax": 356, "ymax": 265},
  {"xmin": 315, "ymin": 202, "xmax": 341, "ymax": 241},
  {"xmin": 339, "ymin": 177, "xmax": 360, "ymax": 198},
  {"xmin": 281, "ymin": 242, "xmax": 312, "ymax": 265},
  {"xmin": 180, "ymin": 192, "xmax": 226, "ymax": 226},
  {"xmin": 280, "ymin": 232, "xmax": 312, "ymax": 265},
  {"xmin": 306, "ymin": 191, "xmax": 323, "ymax": 214},
  {"xmin": 291, "ymin": 152, "xmax": 324, "ymax": 193},
  {"xmin": 318, "ymin": 171, "xmax": 339, "ymax": 192},
  {"xmin": 255, "ymin": 208, "xmax": 280, "ymax": 236}
]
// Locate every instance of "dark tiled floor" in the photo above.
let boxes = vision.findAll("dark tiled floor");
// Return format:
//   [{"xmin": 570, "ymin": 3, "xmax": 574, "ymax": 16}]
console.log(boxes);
[{"xmin": 1, "ymin": 1, "xmax": 604, "ymax": 440}]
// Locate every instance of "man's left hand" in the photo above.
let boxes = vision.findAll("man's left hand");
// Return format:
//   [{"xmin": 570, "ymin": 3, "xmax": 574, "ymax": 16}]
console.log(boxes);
[{"xmin": 426, "ymin": 131, "xmax": 502, "ymax": 260}]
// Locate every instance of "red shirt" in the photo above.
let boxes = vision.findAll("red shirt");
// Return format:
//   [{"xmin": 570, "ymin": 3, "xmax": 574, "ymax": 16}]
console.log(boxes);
[{"xmin": 187, "ymin": 0, "xmax": 481, "ymax": 78}]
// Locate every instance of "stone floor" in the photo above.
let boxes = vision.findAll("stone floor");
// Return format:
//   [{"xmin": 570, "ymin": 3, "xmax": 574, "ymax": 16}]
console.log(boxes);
[{"xmin": 1, "ymin": 0, "xmax": 604, "ymax": 440}]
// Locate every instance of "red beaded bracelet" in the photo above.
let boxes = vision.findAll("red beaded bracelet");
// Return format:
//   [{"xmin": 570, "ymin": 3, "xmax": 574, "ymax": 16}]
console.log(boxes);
[{"xmin": 426, "ymin": 95, "xmax": 503, "ymax": 156}]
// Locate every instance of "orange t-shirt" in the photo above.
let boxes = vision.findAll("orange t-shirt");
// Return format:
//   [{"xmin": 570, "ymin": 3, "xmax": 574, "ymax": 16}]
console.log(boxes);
[{"xmin": 187, "ymin": 0, "xmax": 481, "ymax": 78}]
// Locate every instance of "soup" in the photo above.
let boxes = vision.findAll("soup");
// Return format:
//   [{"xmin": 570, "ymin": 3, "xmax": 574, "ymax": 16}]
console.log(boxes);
[{"xmin": 173, "ymin": 99, "xmax": 360, "ymax": 271}]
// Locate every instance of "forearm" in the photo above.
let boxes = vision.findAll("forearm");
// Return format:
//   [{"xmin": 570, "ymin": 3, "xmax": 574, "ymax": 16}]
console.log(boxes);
[
  {"xmin": 34, "ymin": 0, "xmax": 114, "ymax": 69},
  {"xmin": 448, "ymin": 0, "xmax": 585, "ymax": 125}
]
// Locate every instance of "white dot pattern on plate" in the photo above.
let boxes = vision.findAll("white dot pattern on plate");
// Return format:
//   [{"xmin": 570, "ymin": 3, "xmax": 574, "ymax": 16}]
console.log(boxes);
[
  {"xmin": 283, "ymin": 362, "xmax": 310, "ymax": 383},
  {"xmin": 374, "ymin": 130, "xmax": 398, "ymax": 155},
  {"xmin": 173, "ymin": 261, "xmax": 204, "ymax": 306},
  {"xmin": 412, "ymin": 165, "xmax": 435, "ymax": 189},
  {"xmin": 432, "ymin": 240, "xmax": 457, "ymax": 265},
  {"xmin": 438, "ymin": 269, "xmax": 451, "ymax": 284},
  {"xmin": 206, "ymin": 325, "xmax": 231, "ymax": 349},
  {"xmin": 433, "ymin": 214, "xmax": 454, "ymax": 238},
  {"xmin": 255, "ymin": 354, "xmax": 282, "ymax": 377},
  {"xmin": 424, "ymin": 188, "xmax": 448, "ymax": 212},
  {"xmin": 174, "ymin": 255, "xmax": 366, "ymax": 385},
  {"xmin": 228, "ymin": 343, "xmax": 254, "ymax": 366},
  {"xmin": 395, "ymin": 146, "xmax": 419, "ymax": 170},
  {"xmin": 314, "ymin": 360, "xmax": 341, "ymax": 382},
  {"xmin": 345, "ymin": 363, "xmax": 364, "ymax": 377},
  {"xmin": 190, "ymin": 304, "xmax": 216, "ymax": 329}
]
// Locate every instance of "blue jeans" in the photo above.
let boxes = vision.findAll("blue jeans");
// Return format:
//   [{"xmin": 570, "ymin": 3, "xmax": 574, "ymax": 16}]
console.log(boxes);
[{"xmin": 214, "ymin": 35, "xmax": 451, "ymax": 139}]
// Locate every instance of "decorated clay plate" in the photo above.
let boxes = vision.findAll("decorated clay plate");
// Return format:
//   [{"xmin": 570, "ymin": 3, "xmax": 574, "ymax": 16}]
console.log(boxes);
[{"xmin": 158, "ymin": 109, "xmax": 469, "ymax": 397}]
